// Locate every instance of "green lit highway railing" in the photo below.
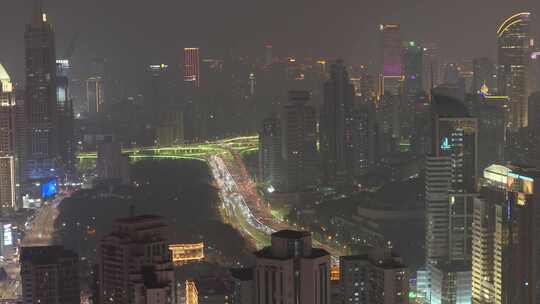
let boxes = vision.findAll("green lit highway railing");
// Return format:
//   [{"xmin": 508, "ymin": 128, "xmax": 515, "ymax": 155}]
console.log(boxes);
[{"xmin": 76, "ymin": 135, "xmax": 259, "ymax": 162}]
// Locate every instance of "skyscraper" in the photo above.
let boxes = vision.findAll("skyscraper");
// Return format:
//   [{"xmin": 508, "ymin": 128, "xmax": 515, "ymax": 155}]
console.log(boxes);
[
  {"xmin": 321, "ymin": 60, "xmax": 355, "ymax": 186},
  {"xmin": 184, "ymin": 48, "xmax": 200, "ymax": 88},
  {"xmin": 258, "ymin": 116, "xmax": 283, "ymax": 189},
  {"xmin": 282, "ymin": 91, "xmax": 318, "ymax": 192},
  {"xmin": 0, "ymin": 64, "xmax": 17, "ymax": 210},
  {"xmin": 403, "ymin": 41, "xmax": 424, "ymax": 98},
  {"xmin": 424, "ymin": 94, "xmax": 478, "ymax": 300},
  {"xmin": 379, "ymin": 24, "xmax": 404, "ymax": 144},
  {"xmin": 254, "ymin": 230, "xmax": 330, "ymax": 304},
  {"xmin": 56, "ymin": 60, "xmax": 75, "ymax": 176},
  {"xmin": 472, "ymin": 164, "xmax": 539, "ymax": 304},
  {"xmin": 98, "ymin": 215, "xmax": 175, "ymax": 304},
  {"xmin": 24, "ymin": 1, "xmax": 58, "ymax": 179},
  {"xmin": 422, "ymin": 43, "xmax": 441, "ymax": 93},
  {"xmin": 472, "ymin": 57, "xmax": 497, "ymax": 94},
  {"xmin": 20, "ymin": 246, "xmax": 80, "ymax": 304},
  {"xmin": 86, "ymin": 76, "xmax": 104, "ymax": 114},
  {"xmin": 426, "ymin": 95, "xmax": 478, "ymax": 263},
  {"xmin": 497, "ymin": 12, "xmax": 532, "ymax": 130}
]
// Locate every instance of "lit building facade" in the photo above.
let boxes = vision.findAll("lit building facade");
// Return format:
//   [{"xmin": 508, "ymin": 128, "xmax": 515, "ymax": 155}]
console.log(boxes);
[
  {"xmin": 497, "ymin": 12, "xmax": 532, "ymax": 130},
  {"xmin": 184, "ymin": 48, "xmax": 200, "ymax": 88},
  {"xmin": 254, "ymin": 230, "xmax": 330, "ymax": 304},
  {"xmin": 471, "ymin": 164, "xmax": 539, "ymax": 304},
  {"xmin": 0, "ymin": 64, "xmax": 17, "ymax": 210},
  {"xmin": 169, "ymin": 242, "xmax": 204, "ymax": 266}
]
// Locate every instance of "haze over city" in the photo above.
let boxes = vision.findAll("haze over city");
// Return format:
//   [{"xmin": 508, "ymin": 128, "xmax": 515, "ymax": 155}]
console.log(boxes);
[{"xmin": 0, "ymin": 0, "xmax": 540, "ymax": 304}]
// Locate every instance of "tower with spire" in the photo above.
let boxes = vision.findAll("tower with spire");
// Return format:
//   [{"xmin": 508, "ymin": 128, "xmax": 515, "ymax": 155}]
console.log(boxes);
[{"xmin": 24, "ymin": 0, "xmax": 58, "ymax": 180}]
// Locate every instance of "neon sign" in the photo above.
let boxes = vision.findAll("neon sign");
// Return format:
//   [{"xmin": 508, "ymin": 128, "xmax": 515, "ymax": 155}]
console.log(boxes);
[{"xmin": 440, "ymin": 137, "xmax": 451, "ymax": 150}]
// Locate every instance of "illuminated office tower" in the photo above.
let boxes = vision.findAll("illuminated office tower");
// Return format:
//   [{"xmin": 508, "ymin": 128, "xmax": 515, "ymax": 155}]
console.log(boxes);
[
  {"xmin": 20, "ymin": 246, "xmax": 80, "ymax": 304},
  {"xmin": 184, "ymin": 48, "xmax": 200, "ymax": 88},
  {"xmin": 99, "ymin": 215, "xmax": 175, "ymax": 304},
  {"xmin": 471, "ymin": 164, "xmax": 539, "ymax": 304},
  {"xmin": 259, "ymin": 116, "xmax": 283, "ymax": 189},
  {"xmin": 282, "ymin": 91, "xmax": 318, "ymax": 192},
  {"xmin": 24, "ymin": 1, "xmax": 58, "ymax": 179},
  {"xmin": 497, "ymin": 12, "xmax": 532, "ymax": 129},
  {"xmin": 425, "ymin": 94, "xmax": 478, "ymax": 265},
  {"xmin": 0, "ymin": 64, "xmax": 16, "ymax": 210},
  {"xmin": 254, "ymin": 230, "xmax": 330, "ymax": 304},
  {"xmin": 472, "ymin": 57, "xmax": 497, "ymax": 94},
  {"xmin": 379, "ymin": 24, "xmax": 403, "ymax": 142},
  {"xmin": 86, "ymin": 76, "xmax": 104, "ymax": 114},
  {"xmin": 321, "ymin": 60, "xmax": 355, "ymax": 186}
]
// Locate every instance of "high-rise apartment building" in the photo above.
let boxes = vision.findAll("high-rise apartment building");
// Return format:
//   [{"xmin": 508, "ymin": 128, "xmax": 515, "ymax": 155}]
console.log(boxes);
[
  {"xmin": 20, "ymin": 246, "xmax": 80, "ymax": 304},
  {"xmin": 184, "ymin": 48, "xmax": 200, "ymax": 88},
  {"xmin": 24, "ymin": 2, "xmax": 58, "ymax": 179},
  {"xmin": 321, "ymin": 60, "xmax": 355, "ymax": 186},
  {"xmin": 254, "ymin": 230, "xmax": 330, "ymax": 304},
  {"xmin": 98, "ymin": 215, "xmax": 176, "ymax": 304},
  {"xmin": 471, "ymin": 164, "xmax": 539, "ymax": 304},
  {"xmin": 497, "ymin": 12, "xmax": 532, "ymax": 129},
  {"xmin": 340, "ymin": 248, "xmax": 408, "ymax": 304},
  {"xmin": 282, "ymin": 91, "xmax": 318, "ymax": 192}
]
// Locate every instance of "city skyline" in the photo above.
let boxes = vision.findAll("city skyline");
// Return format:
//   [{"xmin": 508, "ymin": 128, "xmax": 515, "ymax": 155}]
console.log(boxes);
[{"xmin": 0, "ymin": 1, "xmax": 539, "ymax": 85}]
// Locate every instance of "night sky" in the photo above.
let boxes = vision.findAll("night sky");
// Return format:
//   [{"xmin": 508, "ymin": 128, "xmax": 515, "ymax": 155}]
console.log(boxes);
[{"xmin": 0, "ymin": 0, "xmax": 538, "ymax": 85}]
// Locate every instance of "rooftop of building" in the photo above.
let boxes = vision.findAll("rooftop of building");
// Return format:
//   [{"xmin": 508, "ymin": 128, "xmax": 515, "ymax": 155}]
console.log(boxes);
[
  {"xmin": 195, "ymin": 276, "xmax": 231, "ymax": 296},
  {"xmin": 432, "ymin": 94, "xmax": 470, "ymax": 118},
  {"xmin": 272, "ymin": 229, "xmax": 310, "ymax": 240},
  {"xmin": 20, "ymin": 246, "xmax": 78, "ymax": 264},
  {"xmin": 254, "ymin": 247, "xmax": 329, "ymax": 260},
  {"xmin": 141, "ymin": 266, "xmax": 170, "ymax": 289},
  {"xmin": 114, "ymin": 214, "xmax": 165, "ymax": 224},
  {"xmin": 229, "ymin": 268, "xmax": 253, "ymax": 281}
]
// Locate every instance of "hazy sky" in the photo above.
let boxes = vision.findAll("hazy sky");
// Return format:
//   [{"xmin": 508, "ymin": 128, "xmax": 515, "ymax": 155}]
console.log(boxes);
[{"xmin": 0, "ymin": 0, "xmax": 538, "ymax": 84}]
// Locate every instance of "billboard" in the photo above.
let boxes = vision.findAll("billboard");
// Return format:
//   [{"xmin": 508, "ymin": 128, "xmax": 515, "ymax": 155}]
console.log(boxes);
[
  {"xmin": 41, "ymin": 179, "xmax": 57, "ymax": 200},
  {"xmin": 2, "ymin": 224, "xmax": 11, "ymax": 246}
]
